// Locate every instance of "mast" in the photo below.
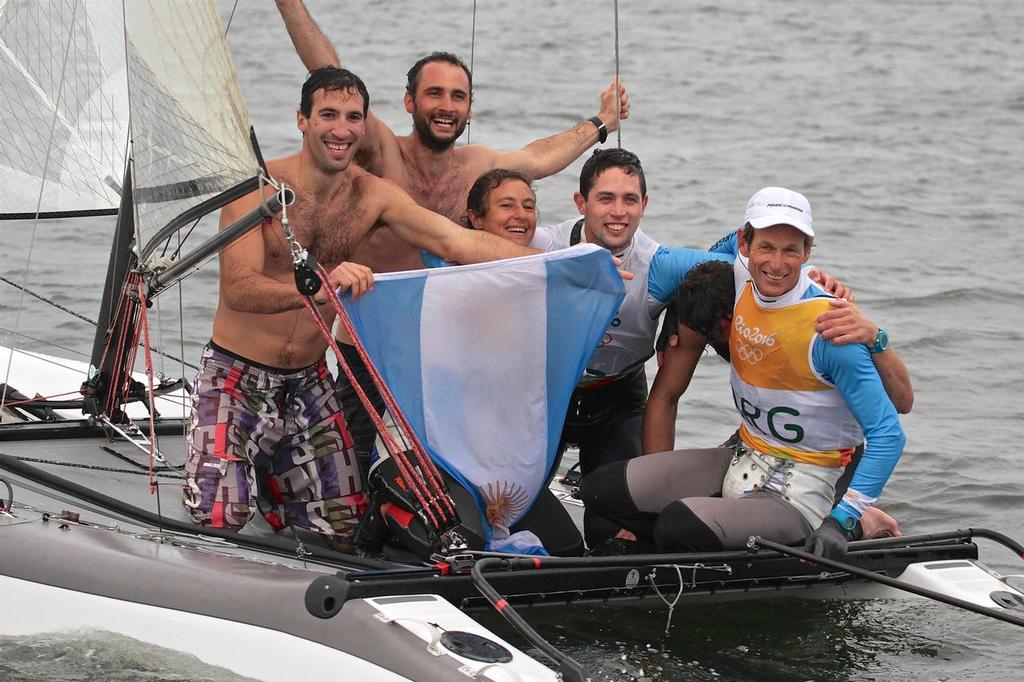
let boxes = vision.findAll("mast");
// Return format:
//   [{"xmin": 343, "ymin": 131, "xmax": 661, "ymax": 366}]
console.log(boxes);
[{"xmin": 82, "ymin": 162, "xmax": 139, "ymax": 420}]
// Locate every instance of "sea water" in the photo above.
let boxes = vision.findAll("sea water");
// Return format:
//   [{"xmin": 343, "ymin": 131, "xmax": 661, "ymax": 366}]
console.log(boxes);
[{"xmin": 2, "ymin": 1, "xmax": 1022, "ymax": 679}]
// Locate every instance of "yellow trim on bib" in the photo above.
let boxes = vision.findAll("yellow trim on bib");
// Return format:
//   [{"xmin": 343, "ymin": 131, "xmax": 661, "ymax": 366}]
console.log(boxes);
[{"xmin": 738, "ymin": 425, "xmax": 853, "ymax": 467}]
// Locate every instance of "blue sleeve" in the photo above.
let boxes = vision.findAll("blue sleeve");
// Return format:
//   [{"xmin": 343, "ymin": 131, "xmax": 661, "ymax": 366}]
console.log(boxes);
[
  {"xmin": 648, "ymin": 246, "xmax": 734, "ymax": 303},
  {"xmin": 812, "ymin": 339, "xmax": 906, "ymax": 528},
  {"xmin": 420, "ymin": 250, "xmax": 452, "ymax": 268},
  {"xmin": 707, "ymin": 230, "xmax": 739, "ymax": 256}
]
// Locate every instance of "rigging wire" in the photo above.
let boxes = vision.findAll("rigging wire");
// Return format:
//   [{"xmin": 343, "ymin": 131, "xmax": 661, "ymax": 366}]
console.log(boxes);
[
  {"xmin": 223, "ymin": 0, "xmax": 240, "ymax": 36},
  {"xmin": 135, "ymin": 281, "xmax": 161, "ymax": 493},
  {"xmin": 176, "ymin": 232, "xmax": 188, "ymax": 437},
  {"xmin": 0, "ymin": 276, "xmax": 97, "ymax": 327},
  {"xmin": 160, "ymin": 215, "xmax": 202, "ymax": 259},
  {"xmin": 0, "ymin": 280, "xmax": 198, "ymax": 371},
  {"xmin": 612, "ymin": 1, "xmax": 622, "ymax": 146},
  {"xmin": 154, "ymin": 289, "xmax": 165, "ymax": 378},
  {"xmin": 466, "ymin": 0, "xmax": 478, "ymax": 144},
  {"xmin": 2, "ymin": 0, "xmax": 82, "ymax": 416}
]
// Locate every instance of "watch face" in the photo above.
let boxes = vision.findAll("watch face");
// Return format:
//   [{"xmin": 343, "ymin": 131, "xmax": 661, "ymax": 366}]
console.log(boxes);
[{"xmin": 875, "ymin": 329, "xmax": 889, "ymax": 352}]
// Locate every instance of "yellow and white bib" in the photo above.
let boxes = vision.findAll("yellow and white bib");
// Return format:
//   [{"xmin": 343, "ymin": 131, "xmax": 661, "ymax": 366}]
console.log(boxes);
[{"xmin": 728, "ymin": 269, "xmax": 862, "ymax": 467}]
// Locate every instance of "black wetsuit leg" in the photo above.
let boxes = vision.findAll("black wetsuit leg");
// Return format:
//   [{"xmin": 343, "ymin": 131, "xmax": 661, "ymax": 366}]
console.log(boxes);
[
  {"xmin": 560, "ymin": 370, "xmax": 648, "ymax": 547},
  {"xmin": 512, "ymin": 488, "xmax": 585, "ymax": 557},
  {"xmin": 334, "ymin": 343, "xmax": 386, "ymax": 488}
]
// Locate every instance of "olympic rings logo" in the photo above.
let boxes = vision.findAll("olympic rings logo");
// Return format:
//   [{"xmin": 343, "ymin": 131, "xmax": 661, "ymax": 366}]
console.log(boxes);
[{"xmin": 735, "ymin": 340, "xmax": 764, "ymax": 364}]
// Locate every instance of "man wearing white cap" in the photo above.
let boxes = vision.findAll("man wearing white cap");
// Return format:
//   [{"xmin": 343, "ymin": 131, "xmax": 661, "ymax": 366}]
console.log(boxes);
[{"xmin": 581, "ymin": 187, "xmax": 906, "ymax": 559}]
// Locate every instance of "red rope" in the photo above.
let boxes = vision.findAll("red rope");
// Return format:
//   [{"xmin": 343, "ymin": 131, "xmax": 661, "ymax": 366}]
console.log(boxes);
[
  {"xmin": 301, "ymin": 267, "xmax": 458, "ymax": 532},
  {"xmin": 135, "ymin": 280, "xmax": 160, "ymax": 494},
  {"xmin": 300, "ymin": 295, "xmax": 446, "ymax": 531},
  {"xmin": 100, "ymin": 273, "xmax": 144, "ymax": 418},
  {"xmin": 313, "ymin": 264, "xmax": 458, "ymax": 523}
]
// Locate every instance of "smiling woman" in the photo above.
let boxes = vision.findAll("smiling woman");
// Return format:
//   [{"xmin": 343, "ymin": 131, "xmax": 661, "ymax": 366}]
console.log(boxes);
[{"xmin": 466, "ymin": 168, "xmax": 538, "ymax": 246}]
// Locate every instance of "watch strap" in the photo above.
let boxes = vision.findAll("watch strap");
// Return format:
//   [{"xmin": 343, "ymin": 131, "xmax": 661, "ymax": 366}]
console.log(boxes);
[{"xmin": 588, "ymin": 116, "xmax": 608, "ymax": 144}]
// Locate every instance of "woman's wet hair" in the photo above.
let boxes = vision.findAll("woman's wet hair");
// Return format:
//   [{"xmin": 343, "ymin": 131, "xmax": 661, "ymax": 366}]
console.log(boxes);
[{"xmin": 466, "ymin": 168, "xmax": 535, "ymax": 223}]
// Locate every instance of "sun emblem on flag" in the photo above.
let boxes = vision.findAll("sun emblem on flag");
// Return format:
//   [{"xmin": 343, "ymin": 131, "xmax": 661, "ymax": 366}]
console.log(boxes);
[{"xmin": 479, "ymin": 480, "xmax": 530, "ymax": 528}]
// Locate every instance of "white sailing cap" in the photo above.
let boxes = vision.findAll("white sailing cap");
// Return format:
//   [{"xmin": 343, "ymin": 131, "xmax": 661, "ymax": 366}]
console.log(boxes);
[{"xmin": 743, "ymin": 187, "xmax": 814, "ymax": 237}]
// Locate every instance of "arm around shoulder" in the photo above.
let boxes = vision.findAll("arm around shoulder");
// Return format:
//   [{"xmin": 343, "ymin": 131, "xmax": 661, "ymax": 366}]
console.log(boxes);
[
  {"xmin": 815, "ymin": 299, "xmax": 913, "ymax": 413},
  {"xmin": 375, "ymin": 178, "xmax": 538, "ymax": 264}
]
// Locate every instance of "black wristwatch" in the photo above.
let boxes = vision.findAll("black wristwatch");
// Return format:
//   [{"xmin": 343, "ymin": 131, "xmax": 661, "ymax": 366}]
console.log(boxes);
[
  {"xmin": 868, "ymin": 329, "xmax": 889, "ymax": 354},
  {"xmin": 588, "ymin": 116, "xmax": 608, "ymax": 144}
]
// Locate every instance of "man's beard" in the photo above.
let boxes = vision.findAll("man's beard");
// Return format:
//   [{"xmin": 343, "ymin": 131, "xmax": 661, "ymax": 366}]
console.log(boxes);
[{"xmin": 413, "ymin": 113, "xmax": 467, "ymax": 152}]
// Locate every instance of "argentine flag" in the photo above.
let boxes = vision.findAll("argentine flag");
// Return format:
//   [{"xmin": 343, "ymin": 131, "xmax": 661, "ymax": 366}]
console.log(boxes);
[{"xmin": 342, "ymin": 245, "xmax": 624, "ymax": 544}]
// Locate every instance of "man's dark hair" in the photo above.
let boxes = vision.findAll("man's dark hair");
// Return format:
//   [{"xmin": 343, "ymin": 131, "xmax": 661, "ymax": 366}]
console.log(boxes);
[
  {"xmin": 671, "ymin": 260, "xmax": 735, "ymax": 343},
  {"xmin": 740, "ymin": 223, "xmax": 814, "ymax": 252},
  {"xmin": 579, "ymin": 148, "xmax": 646, "ymax": 199},
  {"xmin": 300, "ymin": 67, "xmax": 370, "ymax": 118},
  {"xmin": 406, "ymin": 52, "xmax": 473, "ymax": 97},
  {"xmin": 466, "ymin": 168, "xmax": 535, "ymax": 221}
]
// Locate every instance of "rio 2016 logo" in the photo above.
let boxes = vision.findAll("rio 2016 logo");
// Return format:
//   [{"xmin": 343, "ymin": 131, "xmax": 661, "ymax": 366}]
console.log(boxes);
[{"xmin": 733, "ymin": 315, "xmax": 775, "ymax": 346}]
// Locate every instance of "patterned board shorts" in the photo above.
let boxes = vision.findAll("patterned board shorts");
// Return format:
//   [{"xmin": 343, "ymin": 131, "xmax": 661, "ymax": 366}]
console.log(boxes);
[{"xmin": 183, "ymin": 343, "xmax": 367, "ymax": 545}]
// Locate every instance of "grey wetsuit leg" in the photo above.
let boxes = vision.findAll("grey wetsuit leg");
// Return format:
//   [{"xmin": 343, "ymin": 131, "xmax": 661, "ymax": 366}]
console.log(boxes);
[
  {"xmin": 624, "ymin": 447, "xmax": 734, "ymax": 513},
  {"xmin": 580, "ymin": 447, "xmax": 733, "ymax": 542},
  {"xmin": 654, "ymin": 492, "xmax": 813, "ymax": 552}
]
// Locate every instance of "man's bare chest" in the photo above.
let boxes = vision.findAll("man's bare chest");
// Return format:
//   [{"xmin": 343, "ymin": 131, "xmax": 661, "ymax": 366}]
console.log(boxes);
[
  {"xmin": 385, "ymin": 154, "xmax": 482, "ymax": 226},
  {"xmin": 264, "ymin": 201, "xmax": 371, "ymax": 271},
  {"xmin": 404, "ymin": 174, "xmax": 473, "ymax": 226}
]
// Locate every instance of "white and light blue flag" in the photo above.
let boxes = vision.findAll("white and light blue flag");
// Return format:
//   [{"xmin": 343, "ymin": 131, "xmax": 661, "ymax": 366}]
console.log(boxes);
[{"xmin": 342, "ymin": 245, "xmax": 624, "ymax": 545}]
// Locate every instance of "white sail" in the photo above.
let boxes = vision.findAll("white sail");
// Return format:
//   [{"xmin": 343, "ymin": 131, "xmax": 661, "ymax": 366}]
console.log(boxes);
[
  {"xmin": 0, "ymin": 0, "xmax": 258, "ymax": 247},
  {"xmin": 0, "ymin": 0, "xmax": 129, "ymax": 217},
  {"xmin": 125, "ymin": 1, "xmax": 258, "ymax": 251}
]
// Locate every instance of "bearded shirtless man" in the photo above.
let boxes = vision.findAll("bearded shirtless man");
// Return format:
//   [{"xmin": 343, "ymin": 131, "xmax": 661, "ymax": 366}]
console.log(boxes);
[
  {"xmin": 276, "ymin": 0, "xmax": 629, "ymax": 271},
  {"xmin": 182, "ymin": 69, "xmax": 534, "ymax": 548}
]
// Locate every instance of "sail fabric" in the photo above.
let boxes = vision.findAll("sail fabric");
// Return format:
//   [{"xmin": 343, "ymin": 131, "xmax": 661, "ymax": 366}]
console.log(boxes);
[
  {"xmin": 0, "ymin": 0, "xmax": 258, "ymax": 244},
  {"xmin": 343, "ymin": 246, "xmax": 625, "ymax": 540},
  {"xmin": 124, "ymin": 1, "xmax": 258, "ymax": 251},
  {"xmin": 0, "ymin": 0, "xmax": 128, "ymax": 217}
]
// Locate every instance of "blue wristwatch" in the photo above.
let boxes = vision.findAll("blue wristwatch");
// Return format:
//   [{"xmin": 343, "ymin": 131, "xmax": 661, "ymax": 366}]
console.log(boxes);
[{"xmin": 868, "ymin": 329, "xmax": 889, "ymax": 354}]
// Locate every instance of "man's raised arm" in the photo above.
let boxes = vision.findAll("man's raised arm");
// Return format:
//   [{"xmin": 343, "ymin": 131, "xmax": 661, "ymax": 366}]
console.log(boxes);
[
  {"xmin": 276, "ymin": 0, "xmax": 340, "ymax": 69},
  {"xmin": 374, "ymin": 178, "xmax": 538, "ymax": 265},
  {"xmin": 489, "ymin": 79, "xmax": 630, "ymax": 180}
]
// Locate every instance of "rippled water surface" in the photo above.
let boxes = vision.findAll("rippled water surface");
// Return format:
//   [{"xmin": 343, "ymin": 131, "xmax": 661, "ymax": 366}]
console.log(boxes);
[{"xmin": 2, "ymin": 0, "xmax": 1022, "ymax": 679}]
